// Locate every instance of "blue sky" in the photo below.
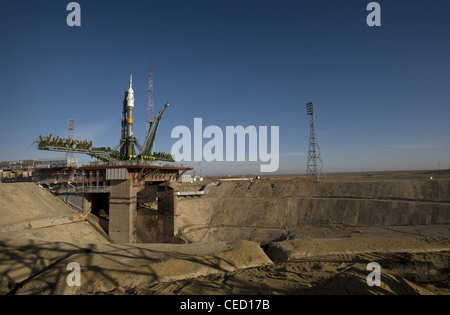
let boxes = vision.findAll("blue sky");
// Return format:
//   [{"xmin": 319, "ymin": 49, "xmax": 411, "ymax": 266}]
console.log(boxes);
[{"xmin": 0, "ymin": 0, "xmax": 449, "ymax": 175}]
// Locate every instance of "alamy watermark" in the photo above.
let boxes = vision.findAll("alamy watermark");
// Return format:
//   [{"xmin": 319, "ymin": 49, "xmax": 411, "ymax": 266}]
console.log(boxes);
[
  {"xmin": 66, "ymin": 2, "xmax": 81, "ymax": 27},
  {"xmin": 366, "ymin": 2, "xmax": 381, "ymax": 27},
  {"xmin": 65, "ymin": 2, "xmax": 380, "ymax": 28},
  {"xmin": 66, "ymin": 262, "xmax": 81, "ymax": 287},
  {"xmin": 366, "ymin": 262, "xmax": 381, "ymax": 287},
  {"xmin": 171, "ymin": 118, "xmax": 279, "ymax": 173}
]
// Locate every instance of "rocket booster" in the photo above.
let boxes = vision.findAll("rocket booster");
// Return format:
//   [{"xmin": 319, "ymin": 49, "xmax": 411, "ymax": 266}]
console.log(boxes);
[
  {"xmin": 126, "ymin": 75, "xmax": 135, "ymax": 138},
  {"xmin": 119, "ymin": 75, "xmax": 137, "ymax": 160}
]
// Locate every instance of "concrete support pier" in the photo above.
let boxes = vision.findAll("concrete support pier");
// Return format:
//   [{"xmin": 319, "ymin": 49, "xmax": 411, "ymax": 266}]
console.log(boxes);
[{"xmin": 109, "ymin": 180, "xmax": 139, "ymax": 243}]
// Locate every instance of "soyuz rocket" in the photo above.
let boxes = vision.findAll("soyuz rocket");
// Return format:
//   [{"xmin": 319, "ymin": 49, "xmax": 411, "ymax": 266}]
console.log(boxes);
[
  {"xmin": 120, "ymin": 75, "xmax": 137, "ymax": 160},
  {"xmin": 126, "ymin": 75, "xmax": 135, "ymax": 139}
]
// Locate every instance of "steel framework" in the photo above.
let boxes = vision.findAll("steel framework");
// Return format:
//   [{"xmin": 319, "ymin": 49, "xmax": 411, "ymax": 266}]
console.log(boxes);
[
  {"xmin": 66, "ymin": 119, "xmax": 76, "ymax": 159},
  {"xmin": 146, "ymin": 69, "xmax": 155, "ymax": 137},
  {"xmin": 306, "ymin": 102, "xmax": 325, "ymax": 181}
]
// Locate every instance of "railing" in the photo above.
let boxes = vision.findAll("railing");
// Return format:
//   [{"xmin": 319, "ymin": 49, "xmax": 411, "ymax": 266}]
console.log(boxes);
[
  {"xmin": 79, "ymin": 160, "xmax": 188, "ymax": 168},
  {"xmin": 56, "ymin": 186, "xmax": 111, "ymax": 194}
]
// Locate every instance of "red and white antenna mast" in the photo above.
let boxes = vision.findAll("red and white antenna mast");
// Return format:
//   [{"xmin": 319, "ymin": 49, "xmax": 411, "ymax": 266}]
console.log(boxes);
[{"xmin": 146, "ymin": 68, "xmax": 155, "ymax": 137}]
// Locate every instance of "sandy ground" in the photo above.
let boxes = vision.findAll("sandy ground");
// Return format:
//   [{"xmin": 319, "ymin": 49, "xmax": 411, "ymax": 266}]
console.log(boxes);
[
  {"xmin": 131, "ymin": 226, "xmax": 450, "ymax": 295},
  {"xmin": 1, "ymin": 173, "xmax": 449, "ymax": 295},
  {"xmin": 2, "ymin": 227, "xmax": 447, "ymax": 295},
  {"xmin": 0, "ymin": 182, "xmax": 109, "ymax": 245},
  {"xmin": 0, "ymin": 182, "xmax": 75, "ymax": 227},
  {"xmin": 139, "ymin": 251, "xmax": 450, "ymax": 295},
  {"xmin": 0, "ymin": 239, "xmax": 273, "ymax": 295}
]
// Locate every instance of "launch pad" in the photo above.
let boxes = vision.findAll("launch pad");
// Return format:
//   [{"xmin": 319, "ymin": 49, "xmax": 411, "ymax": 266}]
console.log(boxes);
[
  {"xmin": 31, "ymin": 74, "xmax": 192, "ymax": 243},
  {"xmin": 34, "ymin": 161, "xmax": 191, "ymax": 244},
  {"xmin": 34, "ymin": 161, "xmax": 191, "ymax": 194}
]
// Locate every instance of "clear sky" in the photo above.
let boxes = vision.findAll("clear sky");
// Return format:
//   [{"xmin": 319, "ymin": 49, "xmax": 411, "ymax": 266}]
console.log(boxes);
[{"xmin": 0, "ymin": 0, "xmax": 449, "ymax": 175}]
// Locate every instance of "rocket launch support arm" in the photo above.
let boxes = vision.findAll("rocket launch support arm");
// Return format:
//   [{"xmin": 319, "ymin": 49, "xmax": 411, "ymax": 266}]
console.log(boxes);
[{"xmin": 141, "ymin": 102, "xmax": 170, "ymax": 157}]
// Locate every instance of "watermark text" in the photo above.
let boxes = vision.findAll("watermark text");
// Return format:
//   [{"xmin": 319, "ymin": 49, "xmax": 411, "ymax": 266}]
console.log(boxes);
[{"xmin": 171, "ymin": 118, "xmax": 279, "ymax": 172}]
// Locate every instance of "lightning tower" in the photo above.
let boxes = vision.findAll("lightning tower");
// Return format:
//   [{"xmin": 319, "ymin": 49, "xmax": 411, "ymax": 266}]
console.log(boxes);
[
  {"xmin": 306, "ymin": 101, "xmax": 325, "ymax": 181},
  {"xmin": 146, "ymin": 69, "xmax": 155, "ymax": 137},
  {"xmin": 66, "ymin": 119, "xmax": 76, "ymax": 159}
]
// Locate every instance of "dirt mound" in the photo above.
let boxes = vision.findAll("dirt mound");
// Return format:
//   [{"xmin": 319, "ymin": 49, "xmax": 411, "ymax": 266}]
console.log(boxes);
[
  {"xmin": 0, "ymin": 183, "xmax": 74, "ymax": 227},
  {"xmin": 0, "ymin": 183, "xmax": 109, "ymax": 244}
]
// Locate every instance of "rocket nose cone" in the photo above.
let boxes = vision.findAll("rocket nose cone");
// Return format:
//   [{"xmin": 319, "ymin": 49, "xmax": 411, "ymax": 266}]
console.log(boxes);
[{"xmin": 128, "ymin": 75, "xmax": 134, "ymax": 92}]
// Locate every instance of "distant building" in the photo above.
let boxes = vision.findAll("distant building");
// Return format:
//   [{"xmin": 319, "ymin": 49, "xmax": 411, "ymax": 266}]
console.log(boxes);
[
  {"xmin": 8, "ymin": 161, "xmax": 23, "ymax": 170},
  {"xmin": 35, "ymin": 157, "xmax": 78, "ymax": 169},
  {"xmin": 0, "ymin": 160, "xmax": 34, "ymax": 170},
  {"xmin": 178, "ymin": 174, "xmax": 204, "ymax": 183},
  {"xmin": 179, "ymin": 174, "xmax": 193, "ymax": 183},
  {"xmin": 0, "ymin": 161, "xmax": 10, "ymax": 170},
  {"xmin": 22, "ymin": 160, "xmax": 36, "ymax": 168}
]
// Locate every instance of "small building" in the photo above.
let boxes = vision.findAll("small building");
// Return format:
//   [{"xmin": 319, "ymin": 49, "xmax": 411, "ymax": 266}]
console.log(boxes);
[{"xmin": 179, "ymin": 174, "xmax": 193, "ymax": 183}]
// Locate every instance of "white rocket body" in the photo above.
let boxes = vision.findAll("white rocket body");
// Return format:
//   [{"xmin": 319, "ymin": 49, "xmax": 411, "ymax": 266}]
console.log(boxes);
[{"xmin": 126, "ymin": 75, "xmax": 135, "ymax": 138}]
